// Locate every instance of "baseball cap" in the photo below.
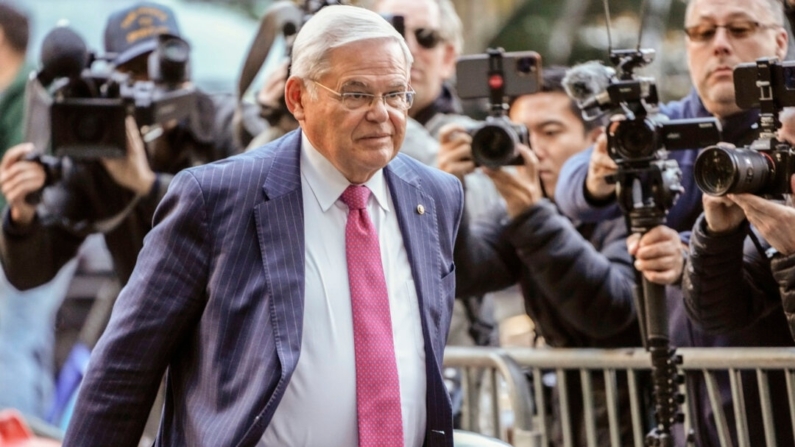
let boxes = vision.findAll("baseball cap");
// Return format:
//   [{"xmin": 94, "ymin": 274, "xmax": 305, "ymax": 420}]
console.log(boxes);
[{"xmin": 104, "ymin": 1, "xmax": 181, "ymax": 66}]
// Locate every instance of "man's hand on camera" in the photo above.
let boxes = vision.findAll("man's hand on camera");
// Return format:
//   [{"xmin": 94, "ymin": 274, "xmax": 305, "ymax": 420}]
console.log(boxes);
[
  {"xmin": 585, "ymin": 132, "xmax": 618, "ymax": 201},
  {"xmin": 724, "ymin": 183, "xmax": 795, "ymax": 256},
  {"xmin": 482, "ymin": 144, "xmax": 542, "ymax": 218},
  {"xmin": 702, "ymin": 194, "xmax": 746, "ymax": 235},
  {"xmin": 626, "ymin": 225, "xmax": 686, "ymax": 285},
  {"xmin": 0, "ymin": 143, "xmax": 45, "ymax": 227},
  {"xmin": 101, "ymin": 116, "xmax": 156, "ymax": 197},
  {"xmin": 438, "ymin": 122, "xmax": 475, "ymax": 183}
]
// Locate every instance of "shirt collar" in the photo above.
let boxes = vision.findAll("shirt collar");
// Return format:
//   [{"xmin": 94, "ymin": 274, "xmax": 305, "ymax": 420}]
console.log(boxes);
[{"xmin": 300, "ymin": 132, "xmax": 390, "ymax": 213}]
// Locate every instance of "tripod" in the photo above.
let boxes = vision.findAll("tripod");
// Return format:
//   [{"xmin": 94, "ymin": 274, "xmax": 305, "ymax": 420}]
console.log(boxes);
[{"xmin": 613, "ymin": 160, "xmax": 686, "ymax": 447}]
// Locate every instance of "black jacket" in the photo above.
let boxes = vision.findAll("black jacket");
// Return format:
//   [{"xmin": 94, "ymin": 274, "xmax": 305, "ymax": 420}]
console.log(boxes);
[{"xmin": 454, "ymin": 198, "xmax": 638, "ymax": 348}]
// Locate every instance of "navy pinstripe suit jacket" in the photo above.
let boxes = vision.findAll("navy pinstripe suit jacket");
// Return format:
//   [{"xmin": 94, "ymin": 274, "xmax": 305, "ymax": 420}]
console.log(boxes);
[{"xmin": 62, "ymin": 130, "xmax": 464, "ymax": 447}]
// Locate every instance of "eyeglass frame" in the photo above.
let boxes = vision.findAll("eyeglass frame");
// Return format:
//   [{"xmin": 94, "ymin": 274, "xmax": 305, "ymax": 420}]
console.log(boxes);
[
  {"xmin": 684, "ymin": 20, "xmax": 780, "ymax": 43},
  {"xmin": 309, "ymin": 79, "xmax": 416, "ymax": 111}
]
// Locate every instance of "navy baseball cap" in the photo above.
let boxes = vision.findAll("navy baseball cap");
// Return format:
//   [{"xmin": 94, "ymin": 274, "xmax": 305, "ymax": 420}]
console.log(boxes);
[{"xmin": 104, "ymin": 2, "xmax": 181, "ymax": 66}]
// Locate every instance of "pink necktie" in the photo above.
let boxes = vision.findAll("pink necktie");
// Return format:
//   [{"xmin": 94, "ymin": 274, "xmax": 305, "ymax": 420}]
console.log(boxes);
[{"xmin": 340, "ymin": 184, "xmax": 404, "ymax": 447}]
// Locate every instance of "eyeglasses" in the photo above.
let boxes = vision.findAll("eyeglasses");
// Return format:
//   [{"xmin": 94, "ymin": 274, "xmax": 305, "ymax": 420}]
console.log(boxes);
[
  {"xmin": 412, "ymin": 27, "xmax": 443, "ymax": 49},
  {"xmin": 311, "ymin": 80, "xmax": 415, "ymax": 111},
  {"xmin": 684, "ymin": 20, "xmax": 779, "ymax": 43}
]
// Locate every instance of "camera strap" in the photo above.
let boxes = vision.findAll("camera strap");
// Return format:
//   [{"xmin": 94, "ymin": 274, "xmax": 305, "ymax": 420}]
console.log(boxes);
[{"xmin": 48, "ymin": 194, "xmax": 142, "ymax": 237}]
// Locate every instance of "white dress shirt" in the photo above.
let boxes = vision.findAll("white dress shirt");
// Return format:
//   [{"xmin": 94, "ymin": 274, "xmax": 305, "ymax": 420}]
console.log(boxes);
[{"xmin": 261, "ymin": 134, "xmax": 426, "ymax": 446}]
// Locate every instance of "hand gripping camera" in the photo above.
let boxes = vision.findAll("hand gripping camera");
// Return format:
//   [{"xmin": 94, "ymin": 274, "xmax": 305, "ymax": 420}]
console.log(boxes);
[
  {"xmin": 34, "ymin": 26, "xmax": 196, "ymax": 160},
  {"xmin": 456, "ymin": 48, "xmax": 541, "ymax": 168},
  {"xmin": 695, "ymin": 57, "xmax": 795, "ymax": 197}
]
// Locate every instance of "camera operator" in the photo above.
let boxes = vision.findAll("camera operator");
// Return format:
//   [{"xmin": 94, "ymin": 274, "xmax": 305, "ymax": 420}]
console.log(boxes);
[
  {"xmin": 440, "ymin": 67, "xmax": 640, "ymax": 445},
  {"xmin": 557, "ymin": 0, "xmax": 794, "ymax": 445},
  {"xmin": 0, "ymin": 1, "xmax": 240, "ymax": 292}
]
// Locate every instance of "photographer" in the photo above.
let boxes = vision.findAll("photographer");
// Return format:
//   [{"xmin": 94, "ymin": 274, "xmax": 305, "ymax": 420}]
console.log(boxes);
[
  {"xmin": 440, "ymin": 67, "xmax": 639, "ymax": 445},
  {"xmin": 557, "ymin": 0, "xmax": 794, "ymax": 445},
  {"xmin": 683, "ymin": 108, "xmax": 795, "ymax": 340},
  {"xmin": 0, "ymin": 1, "xmax": 240, "ymax": 292}
]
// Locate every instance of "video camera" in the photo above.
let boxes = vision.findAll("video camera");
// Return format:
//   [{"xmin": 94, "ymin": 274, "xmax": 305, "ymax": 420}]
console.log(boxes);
[
  {"xmin": 30, "ymin": 26, "xmax": 196, "ymax": 161},
  {"xmin": 456, "ymin": 48, "xmax": 541, "ymax": 168},
  {"xmin": 695, "ymin": 57, "xmax": 795, "ymax": 197},
  {"xmin": 563, "ymin": 49, "xmax": 721, "ymax": 219},
  {"xmin": 564, "ymin": 50, "xmax": 721, "ymax": 167}
]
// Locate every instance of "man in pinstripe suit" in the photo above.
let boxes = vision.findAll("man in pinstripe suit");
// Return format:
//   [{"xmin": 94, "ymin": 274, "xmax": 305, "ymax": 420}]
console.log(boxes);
[{"xmin": 62, "ymin": 5, "xmax": 463, "ymax": 447}]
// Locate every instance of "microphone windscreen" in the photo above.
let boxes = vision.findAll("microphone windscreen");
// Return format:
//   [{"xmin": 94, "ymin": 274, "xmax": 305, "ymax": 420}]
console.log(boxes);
[
  {"xmin": 39, "ymin": 27, "xmax": 88, "ymax": 85},
  {"xmin": 562, "ymin": 61, "xmax": 614, "ymax": 104}
]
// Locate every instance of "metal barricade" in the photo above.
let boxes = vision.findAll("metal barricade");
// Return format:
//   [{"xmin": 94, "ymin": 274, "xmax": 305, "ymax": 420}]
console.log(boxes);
[
  {"xmin": 444, "ymin": 348, "xmax": 542, "ymax": 446},
  {"xmin": 444, "ymin": 346, "xmax": 795, "ymax": 447}
]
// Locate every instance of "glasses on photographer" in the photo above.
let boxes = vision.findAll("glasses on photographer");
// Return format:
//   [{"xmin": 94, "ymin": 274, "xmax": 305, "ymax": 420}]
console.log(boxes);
[
  {"xmin": 412, "ymin": 28, "xmax": 443, "ymax": 49},
  {"xmin": 311, "ymin": 80, "xmax": 415, "ymax": 111},
  {"xmin": 684, "ymin": 20, "xmax": 778, "ymax": 43}
]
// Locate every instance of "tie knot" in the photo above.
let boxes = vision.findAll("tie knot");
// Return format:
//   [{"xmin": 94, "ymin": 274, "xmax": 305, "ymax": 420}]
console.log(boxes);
[{"xmin": 341, "ymin": 185, "xmax": 370, "ymax": 210}]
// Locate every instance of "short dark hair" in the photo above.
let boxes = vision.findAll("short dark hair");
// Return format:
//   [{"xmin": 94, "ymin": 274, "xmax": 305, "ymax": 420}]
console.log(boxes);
[
  {"xmin": 536, "ymin": 65, "xmax": 602, "ymax": 133},
  {"xmin": 0, "ymin": 2, "xmax": 29, "ymax": 54}
]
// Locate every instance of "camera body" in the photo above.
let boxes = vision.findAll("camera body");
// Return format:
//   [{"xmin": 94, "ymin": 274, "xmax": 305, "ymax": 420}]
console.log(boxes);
[
  {"xmin": 455, "ymin": 48, "xmax": 540, "ymax": 168},
  {"xmin": 46, "ymin": 32, "xmax": 196, "ymax": 159},
  {"xmin": 695, "ymin": 58, "xmax": 795, "ymax": 196}
]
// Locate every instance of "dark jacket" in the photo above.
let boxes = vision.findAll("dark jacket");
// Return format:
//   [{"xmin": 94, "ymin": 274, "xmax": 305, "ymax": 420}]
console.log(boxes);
[
  {"xmin": 682, "ymin": 215, "xmax": 795, "ymax": 447},
  {"xmin": 0, "ymin": 89, "xmax": 241, "ymax": 289},
  {"xmin": 772, "ymin": 251, "xmax": 795, "ymax": 341},
  {"xmin": 455, "ymin": 198, "xmax": 638, "ymax": 348}
]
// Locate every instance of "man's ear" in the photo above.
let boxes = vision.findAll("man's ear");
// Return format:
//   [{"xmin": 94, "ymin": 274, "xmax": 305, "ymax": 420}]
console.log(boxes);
[
  {"xmin": 775, "ymin": 26, "xmax": 789, "ymax": 60},
  {"xmin": 285, "ymin": 77, "xmax": 306, "ymax": 121},
  {"xmin": 440, "ymin": 43, "xmax": 457, "ymax": 80}
]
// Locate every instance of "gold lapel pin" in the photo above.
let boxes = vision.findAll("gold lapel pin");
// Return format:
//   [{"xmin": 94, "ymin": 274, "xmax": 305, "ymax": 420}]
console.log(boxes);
[{"xmin": 416, "ymin": 204, "xmax": 425, "ymax": 215}]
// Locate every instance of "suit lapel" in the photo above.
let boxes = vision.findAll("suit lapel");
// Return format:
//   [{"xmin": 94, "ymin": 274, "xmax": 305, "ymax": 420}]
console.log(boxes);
[
  {"xmin": 253, "ymin": 131, "xmax": 305, "ymax": 381},
  {"xmin": 384, "ymin": 158, "xmax": 443, "ymax": 360}
]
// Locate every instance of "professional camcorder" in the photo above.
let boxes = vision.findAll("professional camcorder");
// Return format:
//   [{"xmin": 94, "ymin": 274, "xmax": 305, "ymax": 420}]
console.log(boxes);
[
  {"xmin": 456, "ymin": 48, "xmax": 540, "ymax": 168},
  {"xmin": 695, "ymin": 58, "xmax": 795, "ymax": 196},
  {"xmin": 564, "ymin": 50, "xmax": 721, "ymax": 166},
  {"xmin": 32, "ymin": 26, "xmax": 196, "ymax": 160}
]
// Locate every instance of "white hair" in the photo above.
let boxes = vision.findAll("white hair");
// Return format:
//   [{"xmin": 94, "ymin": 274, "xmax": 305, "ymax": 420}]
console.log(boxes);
[{"xmin": 290, "ymin": 4, "xmax": 413, "ymax": 90}]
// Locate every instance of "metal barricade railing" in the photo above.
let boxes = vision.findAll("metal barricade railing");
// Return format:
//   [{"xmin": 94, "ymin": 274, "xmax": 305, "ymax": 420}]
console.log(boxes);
[
  {"xmin": 444, "ymin": 348, "xmax": 542, "ymax": 446},
  {"xmin": 444, "ymin": 346, "xmax": 795, "ymax": 447}
]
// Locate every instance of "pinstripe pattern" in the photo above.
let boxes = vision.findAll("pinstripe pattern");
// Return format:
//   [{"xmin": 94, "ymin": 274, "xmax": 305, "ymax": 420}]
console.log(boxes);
[{"xmin": 62, "ymin": 129, "xmax": 463, "ymax": 447}]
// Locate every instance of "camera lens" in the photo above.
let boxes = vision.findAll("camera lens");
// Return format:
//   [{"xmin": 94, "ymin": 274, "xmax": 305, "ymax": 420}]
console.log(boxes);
[
  {"xmin": 516, "ymin": 56, "xmax": 535, "ymax": 75},
  {"xmin": 694, "ymin": 146, "xmax": 773, "ymax": 196},
  {"xmin": 612, "ymin": 119, "xmax": 657, "ymax": 160},
  {"xmin": 471, "ymin": 125, "xmax": 517, "ymax": 168}
]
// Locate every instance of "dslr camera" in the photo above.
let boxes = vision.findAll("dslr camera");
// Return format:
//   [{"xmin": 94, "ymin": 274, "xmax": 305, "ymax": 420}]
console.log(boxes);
[
  {"xmin": 695, "ymin": 57, "xmax": 795, "ymax": 196},
  {"xmin": 456, "ymin": 48, "xmax": 541, "ymax": 168},
  {"xmin": 564, "ymin": 50, "xmax": 721, "ymax": 167},
  {"xmin": 33, "ymin": 27, "xmax": 196, "ymax": 160}
]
